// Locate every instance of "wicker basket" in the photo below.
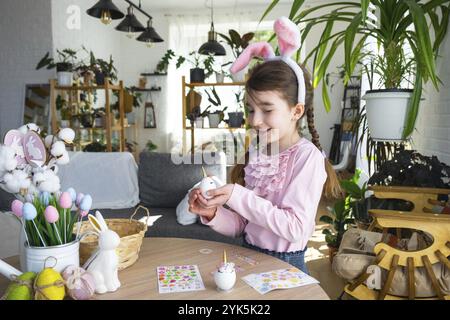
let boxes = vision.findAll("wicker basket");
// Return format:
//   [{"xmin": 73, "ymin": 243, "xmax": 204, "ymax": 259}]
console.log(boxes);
[{"xmin": 77, "ymin": 205, "xmax": 150, "ymax": 270}]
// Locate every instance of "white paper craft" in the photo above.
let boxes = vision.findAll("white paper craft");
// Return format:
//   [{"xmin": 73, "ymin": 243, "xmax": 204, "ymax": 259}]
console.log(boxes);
[
  {"xmin": 242, "ymin": 268, "xmax": 319, "ymax": 294},
  {"xmin": 157, "ymin": 265, "xmax": 205, "ymax": 294}
]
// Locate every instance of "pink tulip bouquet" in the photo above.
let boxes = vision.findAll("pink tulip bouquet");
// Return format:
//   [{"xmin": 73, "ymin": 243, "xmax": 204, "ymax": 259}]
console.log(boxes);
[
  {"xmin": 1, "ymin": 123, "xmax": 94, "ymax": 247},
  {"xmin": 10, "ymin": 188, "xmax": 93, "ymax": 247}
]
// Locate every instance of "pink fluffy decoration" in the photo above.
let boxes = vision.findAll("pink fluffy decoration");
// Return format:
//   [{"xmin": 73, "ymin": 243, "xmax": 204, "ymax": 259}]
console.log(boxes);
[
  {"xmin": 274, "ymin": 16, "xmax": 301, "ymax": 58},
  {"xmin": 230, "ymin": 42, "xmax": 275, "ymax": 74}
]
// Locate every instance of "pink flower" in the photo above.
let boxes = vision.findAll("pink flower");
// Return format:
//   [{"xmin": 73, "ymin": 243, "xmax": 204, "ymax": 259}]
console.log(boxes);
[
  {"xmin": 44, "ymin": 206, "xmax": 59, "ymax": 223},
  {"xmin": 11, "ymin": 199, "xmax": 24, "ymax": 217},
  {"xmin": 59, "ymin": 192, "xmax": 72, "ymax": 209}
]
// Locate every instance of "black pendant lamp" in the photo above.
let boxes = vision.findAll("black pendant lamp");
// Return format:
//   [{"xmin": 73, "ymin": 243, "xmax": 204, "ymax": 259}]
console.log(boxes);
[
  {"xmin": 137, "ymin": 19, "xmax": 164, "ymax": 47},
  {"xmin": 86, "ymin": 0, "xmax": 124, "ymax": 25},
  {"xmin": 198, "ymin": 0, "xmax": 226, "ymax": 56},
  {"xmin": 115, "ymin": 5, "xmax": 145, "ymax": 37}
]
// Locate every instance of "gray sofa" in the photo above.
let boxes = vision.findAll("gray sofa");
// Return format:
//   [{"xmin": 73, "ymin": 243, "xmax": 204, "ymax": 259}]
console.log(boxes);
[{"xmin": 101, "ymin": 151, "xmax": 243, "ymax": 245}]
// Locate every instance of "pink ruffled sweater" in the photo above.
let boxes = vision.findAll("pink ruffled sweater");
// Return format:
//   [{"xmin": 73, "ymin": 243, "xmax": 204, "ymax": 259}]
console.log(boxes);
[{"xmin": 200, "ymin": 138, "xmax": 327, "ymax": 252}]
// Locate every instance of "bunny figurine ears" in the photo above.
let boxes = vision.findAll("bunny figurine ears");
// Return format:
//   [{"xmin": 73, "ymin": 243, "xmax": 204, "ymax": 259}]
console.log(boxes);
[{"xmin": 230, "ymin": 16, "xmax": 305, "ymax": 105}]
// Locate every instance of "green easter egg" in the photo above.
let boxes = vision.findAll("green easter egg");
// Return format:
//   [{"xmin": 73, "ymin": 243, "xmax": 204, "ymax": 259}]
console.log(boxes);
[{"xmin": 5, "ymin": 272, "xmax": 37, "ymax": 300}]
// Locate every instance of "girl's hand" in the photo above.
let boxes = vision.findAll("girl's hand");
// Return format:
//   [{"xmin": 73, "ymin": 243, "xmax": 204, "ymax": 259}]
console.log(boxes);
[
  {"xmin": 198, "ymin": 184, "xmax": 234, "ymax": 208},
  {"xmin": 188, "ymin": 188, "xmax": 217, "ymax": 221}
]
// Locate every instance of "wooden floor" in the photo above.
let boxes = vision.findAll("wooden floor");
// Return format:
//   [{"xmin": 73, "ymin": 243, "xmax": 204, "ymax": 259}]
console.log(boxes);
[{"xmin": 306, "ymin": 198, "xmax": 346, "ymax": 300}]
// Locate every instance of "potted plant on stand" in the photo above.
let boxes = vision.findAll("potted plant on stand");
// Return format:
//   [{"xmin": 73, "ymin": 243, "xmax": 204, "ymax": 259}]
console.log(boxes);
[
  {"xmin": 262, "ymin": 0, "xmax": 450, "ymax": 142},
  {"xmin": 228, "ymin": 90, "xmax": 245, "ymax": 128},
  {"xmin": 204, "ymin": 87, "xmax": 227, "ymax": 128},
  {"xmin": 92, "ymin": 54, "xmax": 118, "ymax": 86},
  {"xmin": 218, "ymin": 29, "xmax": 255, "ymax": 82},
  {"xmin": 215, "ymin": 62, "xmax": 232, "ymax": 83},
  {"xmin": 340, "ymin": 169, "xmax": 371, "ymax": 229},
  {"xmin": 36, "ymin": 49, "xmax": 78, "ymax": 86},
  {"xmin": 320, "ymin": 198, "xmax": 354, "ymax": 263}
]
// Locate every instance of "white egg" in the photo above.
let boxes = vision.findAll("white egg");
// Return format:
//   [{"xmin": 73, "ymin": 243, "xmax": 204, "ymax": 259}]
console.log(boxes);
[{"xmin": 199, "ymin": 177, "xmax": 216, "ymax": 199}]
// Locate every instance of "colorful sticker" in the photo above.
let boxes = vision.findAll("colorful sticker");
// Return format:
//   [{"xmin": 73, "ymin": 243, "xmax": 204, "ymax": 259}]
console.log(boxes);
[
  {"xmin": 242, "ymin": 268, "xmax": 319, "ymax": 295},
  {"xmin": 157, "ymin": 265, "xmax": 205, "ymax": 294}
]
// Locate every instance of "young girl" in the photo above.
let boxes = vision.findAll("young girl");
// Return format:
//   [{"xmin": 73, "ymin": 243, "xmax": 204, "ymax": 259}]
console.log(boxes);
[{"xmin": 188, "ymin": 17, "xmax": 341, "ymax": 274}]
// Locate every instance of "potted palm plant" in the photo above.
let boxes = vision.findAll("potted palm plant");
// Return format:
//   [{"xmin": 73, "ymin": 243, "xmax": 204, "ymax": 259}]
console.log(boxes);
[{"xmin": 262, "ymin": 0, "xmax": 450, "ymax": 141}]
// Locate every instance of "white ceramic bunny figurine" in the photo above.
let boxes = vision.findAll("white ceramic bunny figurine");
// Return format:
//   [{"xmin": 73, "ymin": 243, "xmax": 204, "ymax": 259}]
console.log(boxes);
[{"xmin": 84, "ymin": 211, "xmax": 121, "ymax": 294}]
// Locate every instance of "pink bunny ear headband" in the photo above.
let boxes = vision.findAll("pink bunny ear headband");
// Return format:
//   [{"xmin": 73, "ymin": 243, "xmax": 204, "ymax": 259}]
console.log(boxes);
[{"xmin": 230, "ymin": 16, "xmax": 305, "ymax": 105}]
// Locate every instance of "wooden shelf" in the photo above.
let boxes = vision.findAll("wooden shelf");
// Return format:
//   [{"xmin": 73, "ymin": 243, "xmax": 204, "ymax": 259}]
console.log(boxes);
[
  {"xmin": 54, "ymin": 84, "xmax": 122, "ymax": 91},
  {"xmin": 186, "ymin": 82, "xmax": 245, "ymax": 88},
  {"xmin": 50, "ymin": 78, "xmax": 126, "ymax": 152},
  {"xmin": 140, "ymin": 73, "xmax": 167, "ymax": 76},
  {"xmin": 185, "ymin": 127, "xmax": 245, "ymax": 130},
  {"xmin": 130, "ymin": 87, "xmax": 161, "ymax": 92}
]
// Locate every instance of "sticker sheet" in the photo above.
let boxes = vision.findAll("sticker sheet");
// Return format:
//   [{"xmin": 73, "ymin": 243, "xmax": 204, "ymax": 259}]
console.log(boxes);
[
  {"xmin": 157, "ymin": 265, "xmax": 205, "ymax": 294},
  {"xmin": 242, "ymin": 268, "xmax": 319, "ymax": 294}
]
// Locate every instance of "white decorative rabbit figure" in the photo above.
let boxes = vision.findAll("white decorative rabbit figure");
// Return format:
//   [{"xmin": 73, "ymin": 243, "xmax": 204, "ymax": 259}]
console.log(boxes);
[{"xmin": 85, "ymin": 211, "xmax": 121, "ymax": 294}]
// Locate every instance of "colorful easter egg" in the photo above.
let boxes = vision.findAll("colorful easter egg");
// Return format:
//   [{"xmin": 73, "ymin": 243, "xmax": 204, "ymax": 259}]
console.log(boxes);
[
  {"xmin": 75, "ymin": 193, "xmax": 84, "ymax": 207},
  {"xmin": 22, "ymin": 203, "xmax": 37, "ymax": 221},
  {"xmin": 4, "ymin": 272, "xmax": 36, "ymax": 300},
  {"xmin": 44, "ymin": 205, "xmax": 59, "ymax": 223},
  {"xmin": 11, "ymin": 199, "xmax": 24, "ymax": 217},
  {"xmin": 59, "ymin": 192, "xmax": 72, "ymax": 209},
  {"xmin": 34, "ymin": 268, "xmax": 65, "ymax": 300},
  {"xmin": 23, "ymin": 131, "xmax": 46, "ymax": 167},
  {"xmin": 3, "ymin": 130, "xmax": 26, "ymax": 165},
  {"xmin": 66, "ymin": 187, "xmax": 76, "ymax": 202},
  {"xmin": 62, "ymin": 265, "xmax": 95, "ymax": 300},
  {"xmin": 79, "ymin": 195, "xmax": 92, "ymax": 211}
]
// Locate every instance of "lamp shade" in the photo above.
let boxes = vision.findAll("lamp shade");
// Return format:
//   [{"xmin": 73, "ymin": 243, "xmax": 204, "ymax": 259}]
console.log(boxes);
[
  {"xmin": 86, "ymin": 0, "xmax": 124, "ymax": 20},
  {"xmin": 198, "ymin": 28, "xmax": 226, "ymax": 56},
  {"xmin": 115, "ymin": 6, "xmax": 145, "ymax": 33},
  {"xmin": 137, "ymin": 20, "xmax": 164, "ymax": 43}
]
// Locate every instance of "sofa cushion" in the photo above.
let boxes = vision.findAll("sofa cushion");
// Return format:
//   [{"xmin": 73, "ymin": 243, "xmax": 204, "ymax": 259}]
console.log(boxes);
[
  {"xmin": 138, "ymin": 151, "xmax": 226, "ymax": 208},
  {"xmin": 99, "ymin": 206, "xmax": 243, "ymax": 246}
]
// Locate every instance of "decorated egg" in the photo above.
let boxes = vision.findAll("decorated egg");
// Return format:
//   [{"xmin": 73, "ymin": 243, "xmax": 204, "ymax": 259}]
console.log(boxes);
[
  {"xmin": 62, "ymin": 266, "xmax": 95, "ymax": 300},
  {"xmin": 79, "ymin": 194, "xmax": 92, "ymax": 211},
  {"xmin": 59, "ymin": 192, "xmax": 72, "ymax": 209},
  {"xmin": 11, "ymin": 199, "xmax": 24, "ymax": 218},
  {"xmin": 199, "ymin": 177, "xmax": 216, "ymax": 200},
  {"xmin": 22, "ymin": 203, "xmax": 37, "ymax": 221},
  {"xmin": 4, "ymin": 272, "xmax": 36, "ymax": 300},
  {"xmin": 34, "ymin": 267, "xmax": 65, "ymax": 300},
  {"xmin": 44, "ymin": 205, "xmax": 59, "ymax": 223}
]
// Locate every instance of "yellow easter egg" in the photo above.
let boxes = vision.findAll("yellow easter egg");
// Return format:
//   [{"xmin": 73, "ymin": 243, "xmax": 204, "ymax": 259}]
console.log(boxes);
[
  {"xmin": 4, "ymin": 272, "xmax": 36, "ymax": 300},
  {"xmin": 34, "ymin": 268, "xmax": 65, "ymax": 300}
]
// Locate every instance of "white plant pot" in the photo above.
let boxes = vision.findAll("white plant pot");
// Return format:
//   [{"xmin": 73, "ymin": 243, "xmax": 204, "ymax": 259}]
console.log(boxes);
[
  {"xmin": 195, "ymin": 117, "xmax": 204, "ymax": 128},
  {"xmin": 20, "ymin": 238, "xmax": 80, "ymax": 274},
  {"xmin": 231, "ymin": 69, "xmax": 246, "ymax": 82},
  {"xmin": 207, "ymin": 113, "xmax": 221, "ymax": 128},
  {"xmin": 57, "ymin": 71, "xmax": 73, "ymax": 86},
  {"xmin": 362, "ymin": 89, "xmax": 413, "ymax": 141},
  {"xmin": 215, "ymin": 72, "xmax": 225, "ymax": 83}
]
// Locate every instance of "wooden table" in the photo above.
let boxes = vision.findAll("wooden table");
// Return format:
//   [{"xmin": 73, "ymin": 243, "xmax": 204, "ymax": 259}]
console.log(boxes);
[{"xmin": 0, "ymin": 237, "xmax": 329, "ymax": 300}]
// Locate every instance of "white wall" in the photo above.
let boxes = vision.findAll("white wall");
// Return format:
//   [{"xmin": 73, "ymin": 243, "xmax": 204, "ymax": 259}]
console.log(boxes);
[
  {"xmin": 413, "ymin": 22, "xmax": 450, "ymax": 165},
  {"xmin": 0, "ymin": 0, "xmax": 54, "ymax": 138}
]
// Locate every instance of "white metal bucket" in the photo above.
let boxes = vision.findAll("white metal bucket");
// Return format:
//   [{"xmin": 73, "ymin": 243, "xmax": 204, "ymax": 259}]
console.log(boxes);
[{"xmin": 21, "ymin": 240, "xmax": 80, "ymax": 273}]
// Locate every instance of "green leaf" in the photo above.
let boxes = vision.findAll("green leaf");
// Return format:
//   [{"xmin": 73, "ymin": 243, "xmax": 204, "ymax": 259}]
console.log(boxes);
[
  {"xmin": 259, "ymin": 0, "xmax": 280, "ymax": 23},
  {"xmin": 405, "ymin": 0, "xmax": 438, "ymax": 88},
  {"xmin": 289, "ymin": 0, "xmax": 306, "ymax": 20},
  {"xmin": 322, "ymin": 78, "xmax": 331, "ymax": 113},
  {"xmin": 344, "ymin": 12, "xmax": 362, "ymax": 78},
  {"xmin": 319, "ymin": 215, "xmax": 334, "ymax": 224},
  {"xmin": 361, "ymin": 0, "xmax": 370, "ymax": 24},
  {"xmin": 402, "ymin": 69, "xmax": 422, "ymax": 139}
]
